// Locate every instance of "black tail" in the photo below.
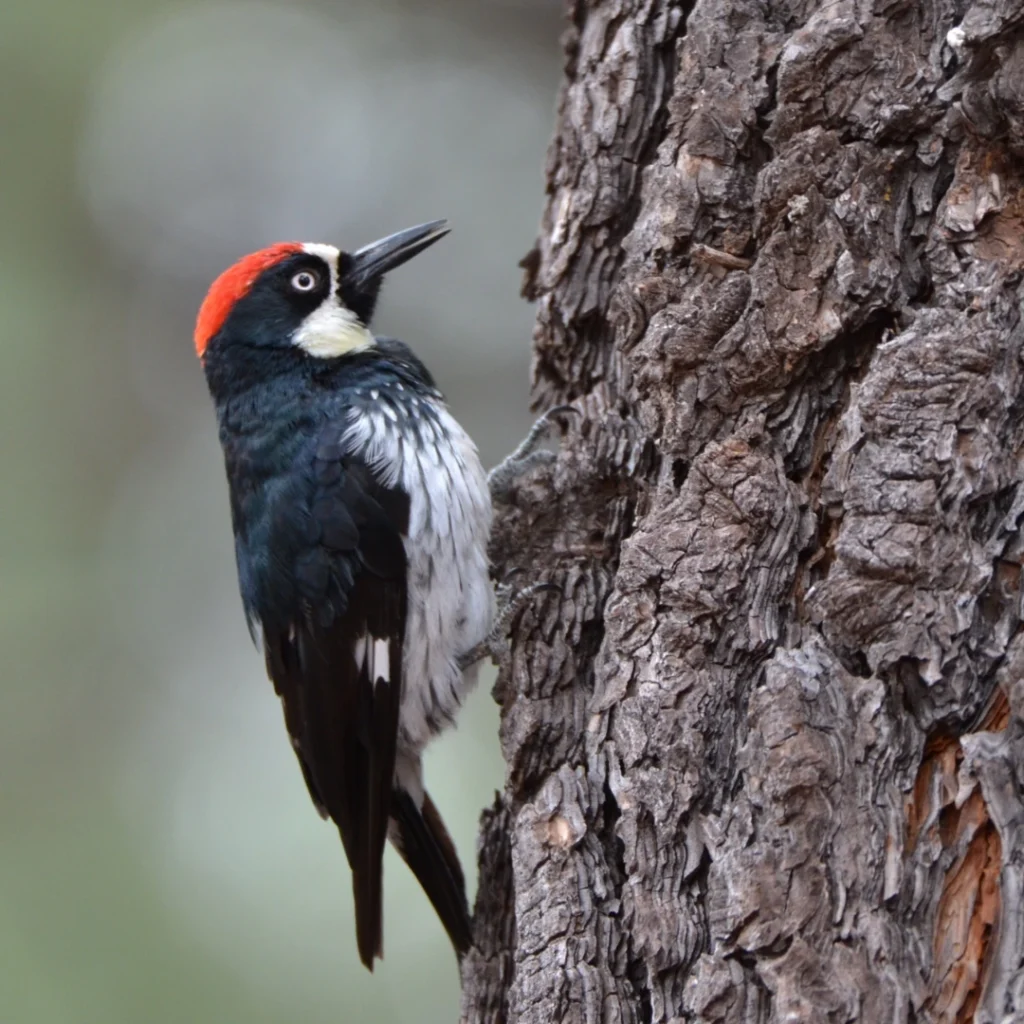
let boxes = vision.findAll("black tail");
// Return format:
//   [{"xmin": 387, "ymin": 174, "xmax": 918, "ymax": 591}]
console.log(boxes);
[
  {"xmin": 352, "ymin": 645, "xmax": 402, "ymax": 971},
  {"xmin": 352, "ymin": 863, "xmax": 383, "ymax": 970},
  {"xmin": 391, "ymin": 787, "xmax": 473, "ymax": 957}
]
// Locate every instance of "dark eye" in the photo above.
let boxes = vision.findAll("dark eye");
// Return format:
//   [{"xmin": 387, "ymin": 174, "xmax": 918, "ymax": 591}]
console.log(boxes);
[{"xmin": 291, "ymin": 270, "xmax": 320, "ymax": 292}]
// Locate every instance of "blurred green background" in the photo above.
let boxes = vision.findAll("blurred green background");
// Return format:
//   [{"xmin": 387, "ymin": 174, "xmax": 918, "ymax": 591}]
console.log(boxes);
[{"xmin": 1, "ymin": 1, "xmax": 559, "ymax": 1020}]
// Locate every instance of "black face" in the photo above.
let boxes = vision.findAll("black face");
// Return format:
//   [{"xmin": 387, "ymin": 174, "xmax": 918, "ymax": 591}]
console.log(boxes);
[
  {"xmin": 216, "ymin": 252, "xmax": 334, "ymax": 353},
  {"xmin": 337, "ymin": 251, "xmax": 382, "ymax": 326}
]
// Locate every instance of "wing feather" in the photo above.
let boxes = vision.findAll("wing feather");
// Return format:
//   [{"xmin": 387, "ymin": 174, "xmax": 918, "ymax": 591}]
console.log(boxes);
[{"xmin": 258, "ymin": 435, "xmax": 409, "ymax": 969}]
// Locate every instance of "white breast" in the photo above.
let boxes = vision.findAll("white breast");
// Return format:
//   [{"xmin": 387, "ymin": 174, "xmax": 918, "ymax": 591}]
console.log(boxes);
[{"xmin": 342, "ymin": 394, "xmax": 494, "ymax": 753}]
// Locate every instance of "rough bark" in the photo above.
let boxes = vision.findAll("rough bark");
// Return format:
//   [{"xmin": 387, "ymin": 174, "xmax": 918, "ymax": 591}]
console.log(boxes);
[{"xmin": 460, "ymin": 1, "xmax": 1024, "ymax": 1022}]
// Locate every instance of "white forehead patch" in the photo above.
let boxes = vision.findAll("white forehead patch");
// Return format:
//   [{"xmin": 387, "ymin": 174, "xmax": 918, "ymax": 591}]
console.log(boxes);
[
  {"xmin": 294, "ymin": 242, "xmax": 374, "ymax": 358},
  {"xmin": 302, "ymin": 242, "xmax": 342, "ymax": 284}
]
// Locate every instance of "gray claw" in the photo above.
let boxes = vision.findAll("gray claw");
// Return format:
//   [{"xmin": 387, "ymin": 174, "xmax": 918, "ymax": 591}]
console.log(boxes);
[
  {"xmin": 488, "ymin": 405, "xmax": 576, "ymax": 503},
  {"xmin": 457, "ymin": 580, "xmax": 558, "ymax": 671}
]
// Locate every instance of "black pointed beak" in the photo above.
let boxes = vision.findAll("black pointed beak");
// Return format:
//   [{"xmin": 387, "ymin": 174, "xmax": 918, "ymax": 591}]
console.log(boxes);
[{"xmin": 343, "ymin": 220, "xmax": 450, "ymax": 289}]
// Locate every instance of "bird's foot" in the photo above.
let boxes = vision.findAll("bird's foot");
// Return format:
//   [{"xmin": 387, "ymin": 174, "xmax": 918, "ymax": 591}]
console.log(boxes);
[
  {"xmin": 487, "ymin": 405, "xmax": 575, "ymax": 504},
  {"xmin": 457, "ymin": 575, "xmax": 558, "ymax": 671}
]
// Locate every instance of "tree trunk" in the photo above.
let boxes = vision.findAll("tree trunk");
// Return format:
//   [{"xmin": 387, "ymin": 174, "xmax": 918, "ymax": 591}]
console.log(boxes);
[{"xmin": 460, "ymin": 1, "xmax": 1024, "ymax": 1021}]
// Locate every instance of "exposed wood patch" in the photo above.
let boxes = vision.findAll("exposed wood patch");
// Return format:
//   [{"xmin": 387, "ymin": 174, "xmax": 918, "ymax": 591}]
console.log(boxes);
[
  {"xmin": 905, "ymin": 688, "xmax": 1009, "ymax": 1023},
  {"xmin": 929, "ymin": 812, "xmax": 1000, "ymax": 1023},
  {"xmin": 977, "ymin": 686, "xmax": 1011, "ymax": 734}
]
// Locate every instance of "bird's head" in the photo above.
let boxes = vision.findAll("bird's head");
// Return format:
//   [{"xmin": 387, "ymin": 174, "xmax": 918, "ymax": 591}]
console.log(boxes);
[{"xmin": 194, "ymin": 220, "xmax": 449, "ymax": 369}]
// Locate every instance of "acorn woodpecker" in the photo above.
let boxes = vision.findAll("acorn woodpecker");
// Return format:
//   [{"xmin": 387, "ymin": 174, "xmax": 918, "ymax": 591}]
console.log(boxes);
[{"xmin": 193, "ymin": 221, "xmax": 550, "ymax": 970}]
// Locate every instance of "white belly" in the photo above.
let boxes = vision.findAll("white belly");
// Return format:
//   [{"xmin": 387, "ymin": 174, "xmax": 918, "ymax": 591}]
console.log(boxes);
[{"xmin": 343, "ymin": 398, "xmax": 494, "ymax": 752}]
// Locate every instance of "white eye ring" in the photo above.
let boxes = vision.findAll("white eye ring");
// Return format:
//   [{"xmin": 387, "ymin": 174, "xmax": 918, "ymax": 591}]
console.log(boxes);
[{"xmin": 291, "ymin": 270, "xmax": 319, "ymax": 292}]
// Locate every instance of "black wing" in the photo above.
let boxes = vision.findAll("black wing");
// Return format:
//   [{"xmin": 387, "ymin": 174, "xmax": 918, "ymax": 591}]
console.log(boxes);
[{"xmin": 259, "ymin": 434, "xmax": 409, "ymax": 970}]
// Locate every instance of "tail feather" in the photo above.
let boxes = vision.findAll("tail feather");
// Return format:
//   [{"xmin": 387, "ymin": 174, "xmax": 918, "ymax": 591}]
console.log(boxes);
[
  {"xmin": 352, "ymin": 645, "xmax": 401, "ymax": 971},
  {"xmin": 353, "ymin": 865, "xmax": 383, "ymax": 969},
  {"xmin": 391, "ymin": 787, "xmax": 473, "ymax": 958}
]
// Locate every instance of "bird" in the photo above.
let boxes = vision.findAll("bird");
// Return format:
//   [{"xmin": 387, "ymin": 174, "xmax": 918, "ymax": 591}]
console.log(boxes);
[{"xmin": 193, "ymin": 220, "xmax": 559, "ymax": 971}]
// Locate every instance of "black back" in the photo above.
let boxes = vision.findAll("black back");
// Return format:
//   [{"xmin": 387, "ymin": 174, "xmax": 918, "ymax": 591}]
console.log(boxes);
[{"xmin": 215, "ymin": 358, "xmax": 413, "ymax": 968}]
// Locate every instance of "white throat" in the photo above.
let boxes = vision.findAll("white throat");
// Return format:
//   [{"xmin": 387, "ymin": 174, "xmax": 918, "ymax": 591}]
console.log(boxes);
[{"xmin": 294, "ymin": 300, "xmax": 374, "ymax": 358}]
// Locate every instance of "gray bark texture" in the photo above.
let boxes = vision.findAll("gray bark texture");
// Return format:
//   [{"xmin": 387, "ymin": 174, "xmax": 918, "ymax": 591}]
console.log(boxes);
[{"xmin": 459, "ymin": 1, "xmax": 1024, "ymax": 1022}]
